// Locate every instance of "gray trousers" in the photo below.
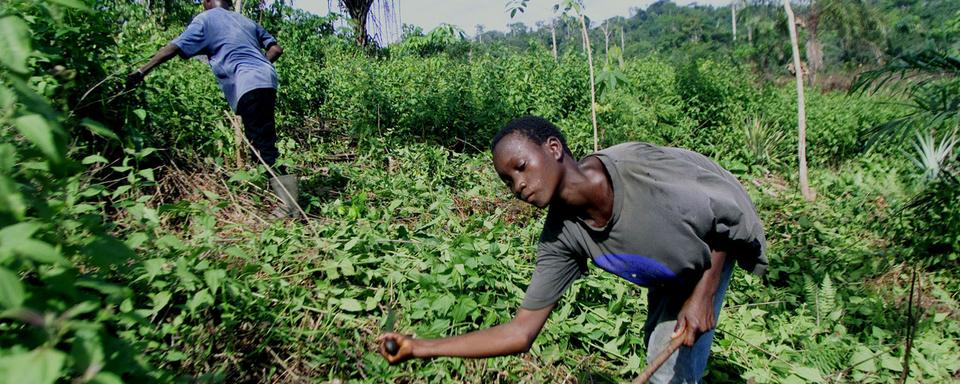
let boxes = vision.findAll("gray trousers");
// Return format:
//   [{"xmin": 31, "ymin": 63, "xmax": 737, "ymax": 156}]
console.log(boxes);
[{"xmin": 643, "ymin": 257, "xmax": 735, "ymax": 383}]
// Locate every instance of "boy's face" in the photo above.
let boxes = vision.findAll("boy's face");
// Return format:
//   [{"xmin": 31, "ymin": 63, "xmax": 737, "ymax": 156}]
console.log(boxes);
[{"xmin": 492, "ymin": 133, "xmax": 565, "ymax": 209}]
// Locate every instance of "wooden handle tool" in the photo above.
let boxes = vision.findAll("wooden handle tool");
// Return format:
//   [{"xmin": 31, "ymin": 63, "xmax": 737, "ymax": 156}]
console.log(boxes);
[{"xmin": 632, "ymin": 327, "xmax": 688, "ymax": 384}]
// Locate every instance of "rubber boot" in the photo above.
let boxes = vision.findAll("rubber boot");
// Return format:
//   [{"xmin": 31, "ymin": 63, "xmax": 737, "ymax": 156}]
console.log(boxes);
[{"xmin": 269, "ymin": 174, "xmax": 300, "ymax": 219}]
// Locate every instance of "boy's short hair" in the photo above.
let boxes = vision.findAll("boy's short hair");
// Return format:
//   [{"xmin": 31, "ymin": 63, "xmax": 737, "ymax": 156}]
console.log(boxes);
[{"xmin": 491, "ymin": 116, "xmax": 573, "ymax": 156}]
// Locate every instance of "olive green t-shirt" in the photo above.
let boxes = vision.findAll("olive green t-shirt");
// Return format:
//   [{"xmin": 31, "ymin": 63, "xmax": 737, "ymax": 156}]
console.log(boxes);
[{"xmin": 521, "ymin": 142, "xmax": 767, "ymax": 310}]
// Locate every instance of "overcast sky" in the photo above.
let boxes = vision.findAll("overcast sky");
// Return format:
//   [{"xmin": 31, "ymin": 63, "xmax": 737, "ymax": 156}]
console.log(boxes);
[{"xmin": 289, "ymin": 0, "xmax": 731, "ymax": 40}]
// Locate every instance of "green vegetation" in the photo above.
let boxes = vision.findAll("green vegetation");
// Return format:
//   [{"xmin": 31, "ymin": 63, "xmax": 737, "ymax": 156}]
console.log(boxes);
[{"xmin": 0, "ymin": 0, "xmax": 958, "ymax": 383}]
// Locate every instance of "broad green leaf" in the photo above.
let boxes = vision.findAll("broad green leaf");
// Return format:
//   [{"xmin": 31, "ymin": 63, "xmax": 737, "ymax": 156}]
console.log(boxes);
[
  {"xmin": 880, "ymin": 354, "xmax": 903, "ymax": 372},
  {"xmin": 340, "ymin": 259, "xmax": 356, "ymax": 276},
  {"xmin": 133, "ymin": 109, "xmax": 147, "ymax": 122},
  {"xmin": 45, "ymin": 0, "xmax": 93, "ymax": 11},
  {"xmin": 138, "ymin": 168, "xmax": 155, "ymax": 182},
  {"xmin": 15, "ymin": 239, "xmax": 67, "ymax": 265},
  {"xmin": 142, "ymin": 258, "xmax": 167, "ymax": 280},
  {"xmin": 89, "ymin": 372, "xmax": 123, "ymax": 384},
  {"xmin": 175, "ymin": 258, "xmax": 199, "ymax": 289},
  {"xmin": 15, "ymin": 114, "xmax": 63, "ymax": 164},
  {"xmin": 0, "ymin": 174, "xmax": 25, "ymax": 221},
  {"xmin": 0, "ymin": 85, "xmax": 14, "ymax": 117},
  {"xmin": 84, "ymin": 236, "xmax": 135, "ymax": 268},
  {"xmin": 75, "ymin": 279, "xmax": 131, "ymax": 298},
  {"xmin": 81, "ymin": 119, "xmax": 120, "ymax": 142},
  {"xmin": 791, "ymin": 366, "xmax": 824, "ymax": 383},
  {"xmin": 851, "ymin": 346, "xmax": 877, "ymax": 372},
  {"xmin": 70, "ymin": 328, "xmax": 104, "ymax": 374},
  {"xmin": 0, "ymin": 348, "xmax": 66, "ymax": 384},
  {"xmin": 0, "ymin": 16, "xmax": 31, "ymax": 74},
  {"xmin": 204, "ymin": 269, "xmax": 226, "ymax": 295},
  {"xmin": 340, "ymin": 298, "xmax": 363, "ymax": 312},
  {"xmin": 0, "ymin": 222, "xmax": 41, "ymax": 243},
  {"xmin": 780, "ymin": 375, "xmax": 807, "ymax": 384},
  {"xmin": 9, "ymin": 77, "xmax": 57, "ymax": 119},
  {"xmin": 151, "ymin": 291, "xmax": 172, "ymax": 314},
  {"xmin": 61, "ymin": 301, "xmax": 99, "ymax": 319},
  {"xmin": 343, "ymin": 237, "xmax": 359, "ymax": 251},
  {"xmin": 187, "ymin": 289, "xmax": 214, "ymax": 312},
  {"xmin": 82, "ymin": 154, "xmax": 109, "ymax": 164},
  {"xmin": 0, "ymin": 267, "xmax": 25, "ymax": 309}
]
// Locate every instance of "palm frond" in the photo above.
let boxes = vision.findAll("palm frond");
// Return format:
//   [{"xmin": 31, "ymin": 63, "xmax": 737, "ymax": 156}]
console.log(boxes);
[
  {"xmin": 851, "ymin": 50, "xmax": 960, "ymax": 95},
  {"xmin": 863, "ymin": 82, "xmax": 960, "ymax": 145}
]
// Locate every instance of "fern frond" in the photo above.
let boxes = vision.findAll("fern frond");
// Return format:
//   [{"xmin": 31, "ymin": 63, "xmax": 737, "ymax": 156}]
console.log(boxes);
[
  {"xmin": 820, "ymin": 274, "xmax": 836, "ymax": 320},
  {"xmin": 803, "ymin": 275, "xmax": 820, "ymax": 327}
]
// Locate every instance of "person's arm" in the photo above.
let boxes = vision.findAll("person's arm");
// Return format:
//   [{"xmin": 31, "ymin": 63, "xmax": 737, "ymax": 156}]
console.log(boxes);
[
  {"xmin": 377, "ymin": 304, "xmax": 553, "ymax": 364},
  {"xmin": 140, "ymin": 44, "xmax": 181, "ymax": 76},
  {"xmin": 265, "ymin": 44, "xmax": 283, "ymax": 63},
  {"xmin": 126, "ymin": 43, "xmax": 181, "ymax": 89},
  {"xmin": 673, "ymin": 250, "xmax": 727, "ymax": 347}
]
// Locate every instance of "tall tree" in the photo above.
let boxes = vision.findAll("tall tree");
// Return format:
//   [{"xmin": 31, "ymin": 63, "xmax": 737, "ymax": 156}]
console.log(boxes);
[
  {"xmin": 335, "ymin": 0, "xmax": 398, "ymax": 47},
  {"xmin": 801, "ymin": 0, "xmax": 880, "ymax": 85},
  {"xmin": 785, "ymin": 0, "xmax": 814, "ymax": 201},
  {"xmin": 731, "ymin": 0, "xmax": 737, "ymax": 41},
  {"xmin": 551, "ymin": 18, "xmax": 558, "ymax": 60},
  {"xmin": 600, "ymin": 20, "xmax": 611, "ymax": 66},
  {"xmin": 338, "ymin": 0, "xmax": 373, "ymax": 47}
]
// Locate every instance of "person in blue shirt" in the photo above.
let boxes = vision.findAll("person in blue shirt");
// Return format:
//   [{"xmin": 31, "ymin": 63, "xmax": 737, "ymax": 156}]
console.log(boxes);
[{"xmin": 126, "ymin": 0, "xmax": 299, "ymax": 219}]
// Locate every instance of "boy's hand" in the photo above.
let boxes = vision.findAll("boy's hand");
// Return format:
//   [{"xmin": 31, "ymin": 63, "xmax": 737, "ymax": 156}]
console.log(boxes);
[
  {"xmin": 377, "ymin": 333, "xmax": 416, "ymax": 364},
  {"xmin": 125, "ymin": 69, "xmax": 145, "ymax": 90},
  {"xmin": 673, "ymin": 293, "xmax": 715, "ymax": 347}
]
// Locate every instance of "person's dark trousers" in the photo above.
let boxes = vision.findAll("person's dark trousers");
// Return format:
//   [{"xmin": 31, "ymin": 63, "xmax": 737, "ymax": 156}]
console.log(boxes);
[
  {"xmin": 236, "ymin": 87, "xmax": 299, "ymax": 219},
  {"xmin": 235, "ymin": 87, "xmax": 285, "ymax": 174}
]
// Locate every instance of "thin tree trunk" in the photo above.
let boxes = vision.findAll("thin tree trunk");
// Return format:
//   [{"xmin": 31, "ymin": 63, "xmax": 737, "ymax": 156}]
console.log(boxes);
[
  {"xmin": 579, "ymin": 13, "xmax": 599, "ymax": 152},
  {"xmin": 784, "ymin": 0, "xmax": 814, "ymax": 202},
  {"xmin": 551, "ymin": 19, "xmax": 558, "ymax": 61},
  {"xmin": 620, "ymin": 25, "xmax": 625, "ymax": 52},
  {"xmin": 236, "ymin": 0, "xmax": 243, "ymax": 14},
  {"xmin": 581, "ymin": 22, "xmax": 586, "ymax": 52},
  {"xmin": 619, "ymin": 25, "xmax": 625, "ymax": 67},
  {"xmin": 899, "ymin": 268, "xmax": 918, "ymax": 384},
  {"xmin": 731, "ymin": 1, "xmax": 737, "ymax": 41},
  {"xmin": 601, "ymin": 21, "xmax": 610, "ymax": 66}
]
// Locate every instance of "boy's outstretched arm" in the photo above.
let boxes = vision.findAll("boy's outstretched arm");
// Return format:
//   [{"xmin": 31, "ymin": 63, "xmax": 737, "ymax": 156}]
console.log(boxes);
[
  {"xmin": 377, "ymin": 304, "xmax": 554, "ymax": 364},
  {"xmin": 126, "ymin": 44, "xmax": 181, "ymax": 89}
]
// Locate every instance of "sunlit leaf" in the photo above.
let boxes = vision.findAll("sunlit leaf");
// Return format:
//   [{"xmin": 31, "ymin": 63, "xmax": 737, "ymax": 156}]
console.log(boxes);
[
  {"xmin": 0, "ymin": 348, "xmax": 66, "ymax": 384},
  {"xmin": 791, "ymin": 366, "xmax": 823, "ymax": 383},
  {"xmin": 187, "ymin": 289, "xmax": 214, "ymax": 312},
  {"xmin": 15, "ymin": 114, "xmax": 64, "ymax": 164},
  {"xmin": 0, "ymin": 16, "xmax": 31, "ymax": 74},
  {"xmin": 82, "ymin": 119, "xmax": 120, "ymax": 142},
  {"xmin": 88, "ymin": 372, "xmax": 123, "ymax": 384},
  {"xmin": 0, "ymin": 267, "xmax": 25, "ymax": 309},
  {"xmin": 340, "ymin": 298, "xmax": 363, "ymax": 312},
  {"xmin": 204, "ymin": 269, "xmax": 226, "ymax": 295}
]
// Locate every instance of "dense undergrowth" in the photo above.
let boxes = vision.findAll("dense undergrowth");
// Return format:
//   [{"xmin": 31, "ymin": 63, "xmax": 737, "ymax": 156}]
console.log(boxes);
[{"xmin": 1, "ymin": 1, "xmax": 959, "ymax": 383}]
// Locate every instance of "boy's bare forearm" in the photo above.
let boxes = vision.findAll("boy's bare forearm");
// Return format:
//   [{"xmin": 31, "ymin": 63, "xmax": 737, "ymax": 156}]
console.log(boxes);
[{"xmin": 139, "ymin": 44, "xmax": 180, "ymax": 75}]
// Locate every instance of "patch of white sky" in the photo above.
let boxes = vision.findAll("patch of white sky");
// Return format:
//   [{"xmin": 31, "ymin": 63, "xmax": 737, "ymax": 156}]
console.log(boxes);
[{"xmin": 282, "ymin": 0, "xmax": 731, "ymax": 42}]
